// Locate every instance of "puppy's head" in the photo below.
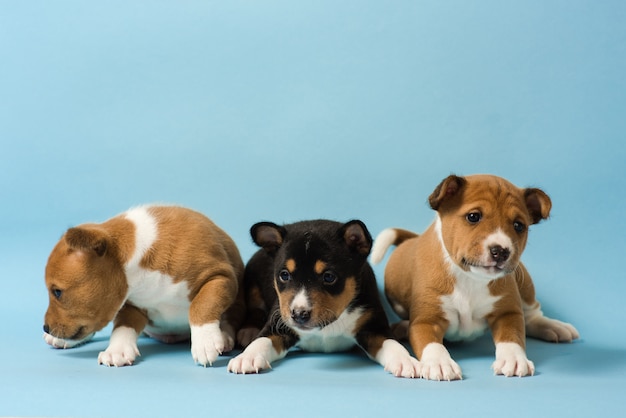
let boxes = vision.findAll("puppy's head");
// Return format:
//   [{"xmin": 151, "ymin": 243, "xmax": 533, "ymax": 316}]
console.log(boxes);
[
  {"xmin": 251, "ymin": 220, "xmax": 372, "ymax": 331},
  {"xmin": 429, "ymin": 174, "xmax": 551, "ymax": 280},
  {"xmin": 43, "ymin": 225, "xmax": 128, "ymax": 343}
]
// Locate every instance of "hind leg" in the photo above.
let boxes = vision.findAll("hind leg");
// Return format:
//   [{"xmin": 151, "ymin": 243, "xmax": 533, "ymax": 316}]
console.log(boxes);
[
  {"xmin": 524, "ymin": 303, "xmax": 579, "ymax": 342},
  {"xmin": 516, "ymin": 263, "xmax": 579, "ymax": 343}
]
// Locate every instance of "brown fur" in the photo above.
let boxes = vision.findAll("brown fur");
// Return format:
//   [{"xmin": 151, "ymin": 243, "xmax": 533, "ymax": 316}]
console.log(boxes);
[
  {"xmin": 43, "ymin": 205, "xmax": 246, "ymax": 365},
  {"xmin": 378, "ymin": 174, "xmax": 579, "ymax": 378}
]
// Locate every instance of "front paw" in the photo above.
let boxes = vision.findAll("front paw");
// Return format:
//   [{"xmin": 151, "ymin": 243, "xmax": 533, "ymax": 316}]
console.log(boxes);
[
  {"xmin": 98, "ymin": 327, "xmax": 140, "ymax": 367},
  {"xmin": 98, "ymin": 345, "xmax": 139, "ymax": 367},
  {"xmin": 492, "ymin": 342, "xmax": 535, "ymax": 377},
  {"xmin": 43, "ymin": 332, "xmax": 94, "ymax": 349},
  {"xmin": 376, "ymin": 339, "xmax": 421, "ymax": 378},
  {"xmin": 227, "ymin": 352, "xmax": 271, "ymax": 374},
  {"xmin": 419, "ymin": 343, "xmax": 463, "ymax": 381},
  {"xmin": 228, "ymin": 337, "xmax": 274, "ymax": 374},
  {"xmin": 191, "ymin": 322, "xmax": 226, "ymax": 367}
]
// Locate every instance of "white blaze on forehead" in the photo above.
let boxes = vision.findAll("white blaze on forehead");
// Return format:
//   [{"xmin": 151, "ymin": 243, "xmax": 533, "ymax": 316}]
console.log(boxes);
[
  {"xmin": 124, "ymin": 205, "xmax": 158, "ymax": 268},
  {"xmin": 290, "ymin": 288, "xmax": 311, "ymax": 312}
]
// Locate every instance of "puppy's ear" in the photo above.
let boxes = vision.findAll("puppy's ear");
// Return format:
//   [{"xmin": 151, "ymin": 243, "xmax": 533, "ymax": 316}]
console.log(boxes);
[
  {"xmin": 340, "ymin": 220, "xmax": 373, "ymax": 256},
  {"xmin": 250, "ymin": 222, "xmax": 286, "ymax": 252},
  {"xmin": 524, "ymin": 188, "xmax": 552, "ymax": 224},
  {"xmin": 64, "ymin": 226, "xmax": 109, "ymax": 257},
  {"xmin": 429, "ymin": 175, "xmax": 467, "ymax": 210}
]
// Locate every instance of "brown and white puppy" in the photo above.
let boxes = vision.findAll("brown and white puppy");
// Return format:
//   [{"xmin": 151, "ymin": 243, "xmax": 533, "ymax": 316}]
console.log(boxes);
[
  {"xmin": 228, "ymin": 219, "xmax": 421, "ymax": 378},
  {"xmin": 371, "ymin": 174, "xmax": 579, "ymax": 380},
  {"xmin": 43, "ymin": 205, "xmax": 246, "ymax": 367}
]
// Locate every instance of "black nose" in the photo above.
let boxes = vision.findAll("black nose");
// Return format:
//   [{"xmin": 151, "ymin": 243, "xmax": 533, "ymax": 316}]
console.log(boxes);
[
  {"xmin": 291, "ymin": 309, "xmax": 311, "ymax": 325},
  {"xmin": 43, "ymin": 324, "xmax": 50, "ymax": 333},
  {"xmin": 490, "ymin": 245, "xmax": 510, "ymax": 262}
]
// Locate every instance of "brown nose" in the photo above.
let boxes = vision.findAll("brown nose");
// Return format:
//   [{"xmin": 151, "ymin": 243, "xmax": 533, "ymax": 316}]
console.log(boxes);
[{"xmin": 490, "ymin": 245, "xmax": 510, "ymax": 262}]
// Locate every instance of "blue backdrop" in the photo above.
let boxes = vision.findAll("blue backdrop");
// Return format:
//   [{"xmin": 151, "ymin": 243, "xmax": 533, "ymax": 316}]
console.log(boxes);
[{"xmin": 1, "ymin": 1, "xmax": 624, "ymax": 417}]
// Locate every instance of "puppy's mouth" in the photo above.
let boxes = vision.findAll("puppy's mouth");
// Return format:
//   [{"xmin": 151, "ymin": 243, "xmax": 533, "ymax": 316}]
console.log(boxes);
[
  {"xmin": 461, "ymin": 258, "xmax": 511, "ymax": 278},
  {"xmin": 47, "ymin": 325, "xmax": 89, "ymax": 341}
]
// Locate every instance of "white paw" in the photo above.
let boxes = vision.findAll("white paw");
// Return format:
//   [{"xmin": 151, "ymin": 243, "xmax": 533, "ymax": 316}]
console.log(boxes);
[
  {"xmin": 227, "ymin": 337, "xmax": 274, "ymax": 374},
  {"xmin": 43, "ymin": 332, "xmax": 94, "ymax": 349},
  {"xmin": 492, "ymin": 342, "xmax": 535, "ymax": 377},
  {"xmin": 419, "ymin": 343, "xmax": 463, "ymax": 381},
  {"xmin": 375, "ymin": 339, "xmax": 421, "ymax": 378},
  {"xmin": 98, "ymin": 327, "xmax": 140, "ymax": 367},
  {"xmin": 191, "ymin": 322, "xmax": 225, "ymax": 367}
]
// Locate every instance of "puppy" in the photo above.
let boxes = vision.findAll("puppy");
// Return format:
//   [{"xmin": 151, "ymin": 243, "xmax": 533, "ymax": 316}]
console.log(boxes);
[
  {"xmin": 43, "ymin": 205, "xmax": 246, "ymax": 367},
  {"xmin": 228, "ymin": 219, "xmax": 421, "ymax": 378},
  {"xmin": 371, "ymin": 174, "xmax": 579, "ymax": 380}
]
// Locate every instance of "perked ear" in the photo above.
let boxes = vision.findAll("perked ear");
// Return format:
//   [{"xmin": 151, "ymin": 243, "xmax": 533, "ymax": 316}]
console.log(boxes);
[
  {"xmin": 250, "ymin": 222, "xmax": 286, "ymax": 252},
  {"xmin": 428, "ymin": 174, "xmax": 467, "ymax": 210},
  {"xmin": 340, "ymin": 220, "xmax": 373, "ymax": 256},
  {"xmin": 64, "ymin": 226, "xmax": 109, "ymax": 257},
  {"xmin": 524, "ymin": 188, "xmax": 552, "ymax": 224}
]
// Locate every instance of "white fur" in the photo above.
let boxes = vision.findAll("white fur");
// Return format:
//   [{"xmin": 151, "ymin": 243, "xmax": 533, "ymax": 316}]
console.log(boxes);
[
  {"xmin": 439, "ymin": 274, "xmax": 501, "ymax": 341},
  {"xmin": 435, "ymin": 215, "xmax": 502, "ymax": 341},
  {"xmin": 420, "ymin": 342, "xmax": 463, "ymax": 381},
  {"xmin": 295, "ymin": 307, "xmax": 363, "ymax": 353},
  {"xmin": 370, "ymin": 228, "xmax": 398, "ymax": 264},
  {"xmin": 98, "ymin": 326, "xmax": 140, "ymax": 367},
  {"xmin": 191, "ymin": 322, "xmax": 225, "ymax": 366},
  {"xmin": 43, "ymin": 331, "xmax": 94, "ymax": 349},
  {"xmin": 290, "ymin": 289, "xmax": 310, "ymax": 313},
  {"xmin": 124, "ymin": 205, "xmax": 158, "ymax": 268},
  {"xmin": 228, "ymin": 337, "xmax": 281, "ymax": 374},
  {"xmin": 484, "ymin": 229, "xmax": 513, "ymax": 256},
  {"xmin": 374, "ymin": 339, "xmax": 421, "ymax": 378},
  {"xmin": 124, "ymin": 206, "xmax": 192, "ymax": 336},
  {"xmin": 492, "ymin": 342, "xmax": 535, "ymax": 377}
]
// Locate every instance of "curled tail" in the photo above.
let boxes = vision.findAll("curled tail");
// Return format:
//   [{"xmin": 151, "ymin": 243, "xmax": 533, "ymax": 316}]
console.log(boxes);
[{"xmin": 370, "ymin": 228, "xmax": 419, "ymax": 264}]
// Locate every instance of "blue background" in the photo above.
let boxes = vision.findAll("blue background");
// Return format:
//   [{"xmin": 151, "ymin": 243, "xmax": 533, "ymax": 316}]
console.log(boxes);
[{"xmin": 1, "ymin": 1, "xmax": 625, "ymax": 417}]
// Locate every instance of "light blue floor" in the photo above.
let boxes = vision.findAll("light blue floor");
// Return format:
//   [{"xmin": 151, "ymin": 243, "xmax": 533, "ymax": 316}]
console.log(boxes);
[{"xmin": 2, "ymin": 1, "xmax": 625, "ymax": 417}]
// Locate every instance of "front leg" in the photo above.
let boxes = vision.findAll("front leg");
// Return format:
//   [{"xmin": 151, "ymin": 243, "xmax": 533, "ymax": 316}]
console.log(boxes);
[
  {"xmin": 228, "ymin": 311, "xmax": 298, "ymax": 374},
  {"xmin": 409, "ymin": 320, "xmax": 462, "ymax": 381},
  {"xmin": 98, "ymin": 304, "xmax": 148, "ymax": 367},
  {"xmin": 190, "ymin": 274, "xmax": 238, "ymax": 367},
  {"xmin": 363, "ymin": 336, "xmax": 421, "ymax": 378},
  {"xmin": 489, "ymin": 310, "xmax": 534, "ymax": 377}
]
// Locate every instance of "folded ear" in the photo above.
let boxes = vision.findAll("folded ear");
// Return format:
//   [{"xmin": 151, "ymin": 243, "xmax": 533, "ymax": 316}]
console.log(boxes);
[
  {"xmin": 340, "ymin": 220, "xmax": 372, "ymax": 256},
  {"xmin": 64, "ymin": 226, "xmax": 109, "ymax": 257},
  {"xmin": 250, "ymin": 222, "xmax": 286, "ymax": 252},
  {"xmin": 429, "ymin": 174, "xmax": 467, "ymax": 210},
  {"xmin": 524, "ymin": 188, "xmax": 552, "ymax": 224}
]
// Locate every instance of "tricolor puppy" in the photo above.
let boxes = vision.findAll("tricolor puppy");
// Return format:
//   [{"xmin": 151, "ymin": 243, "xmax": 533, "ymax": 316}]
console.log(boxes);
[
  {"xmin": 228, "ymin": 219, "xmax": 421, "ymax": 378},
  {"xmin": 43, "ymin": 205, "xmax": 246, "ymax": 367},
  {"xmin": 371, "ymin": 174, "xmax": 579, "ymax": 380}
]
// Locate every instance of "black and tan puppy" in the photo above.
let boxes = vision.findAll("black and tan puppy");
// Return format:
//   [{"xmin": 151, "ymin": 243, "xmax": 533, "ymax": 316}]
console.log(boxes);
[{"xmin": 228, "ymin": 219, "xmax": 421, "ymax": 378}]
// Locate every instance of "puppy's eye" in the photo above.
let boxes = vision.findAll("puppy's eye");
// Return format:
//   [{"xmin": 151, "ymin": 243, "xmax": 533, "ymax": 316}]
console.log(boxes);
[
  {"xmin": 278, "ymin": 269, "xmax": 292, "ymax": 283},
  {"xmin": 52, "ymin": 288, "xmax": 62, "ymax": 299},
  {"xmin": 466, "ymin": 212, "xmax": 482, "ymax": 224},
  {"xmin": 322, "ymin": 271, "xmax": 337, "ymax": 285},
  {"xmin": 513, "ymin": 221, "xmax": 526, "ymax": 233}
]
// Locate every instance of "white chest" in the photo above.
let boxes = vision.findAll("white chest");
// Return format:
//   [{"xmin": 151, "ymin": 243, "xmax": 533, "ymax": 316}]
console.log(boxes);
[
  {"xmin": 295, "ymin": 308, "xmax": 363, "ymax": 353},
  {"xmin": 125, "ymin": 266, "xmax": 191, "ymax": 333},
  {"xmin": 440, "ymin": 273, "xmax": 501, "ymax": 341}
]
